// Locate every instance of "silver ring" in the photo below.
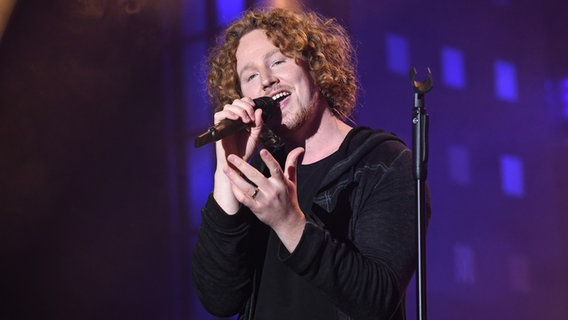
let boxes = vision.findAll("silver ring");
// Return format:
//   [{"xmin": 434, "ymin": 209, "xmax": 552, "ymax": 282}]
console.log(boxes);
[{"xmin": 250, "ymin": 187, "xmax": 259, "ymax": 199}]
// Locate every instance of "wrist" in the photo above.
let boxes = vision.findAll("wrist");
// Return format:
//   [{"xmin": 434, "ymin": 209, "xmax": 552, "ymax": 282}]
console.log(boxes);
[
  {"xmin": 213, "ymin": 170, "xmax": 240, "ymax": 215},
  {"xmin": 274, "ymin": 211, "xmax": 306, "ymax": 253}
]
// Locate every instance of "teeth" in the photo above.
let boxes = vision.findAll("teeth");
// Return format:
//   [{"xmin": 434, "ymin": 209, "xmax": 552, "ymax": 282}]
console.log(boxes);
[{"xmin": 272, "ymin": 92, "xmax": 290, "ymax": 102}]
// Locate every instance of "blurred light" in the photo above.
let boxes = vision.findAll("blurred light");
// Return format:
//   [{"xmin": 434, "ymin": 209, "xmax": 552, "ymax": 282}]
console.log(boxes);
[
  {"xmin": 216, "ymin": 0, "xmax": 244, "ymax": 26},
  {"xmin": 491, "ymin": 0, "xmax": 510, "ymax": 6},
  {"xmin": 508, "ymin": 255, "xmax": 531, "ymax": 294},
  {"xmin": 500, "ymin": 154, "xmax": 525, "ymax": 197},
  {"xmin": 187, "ymin": 143, "xmax": 214, "ymax": 227},
  {"xmin": 448, "ymin": 145, "xmax": 470, "ymax": 185},
  {"xmin": 182, "ymin": 0, "xmax": 206, "ymax": 35},
  {"xmin": 561, "ymin": 77, "xmax": 568, "ymax": 118},
  {"xmin": 0, "ymin": 0, "xmax": 17, "ymax": 42},
  {"xmin": 183, "ymin": 42, "xmax": 209, "ymax": 131},
  {"xmin": 441, "ymin": 46, "xmax": 465, "ymax": 89},
  {"xmin": 454, "ymin": 243, "xmax": 476, "ymax": 285},
  {"xmin": 494, "ymin": 60, "xmax": 518, "ymax": 102},
  {"xmin": 385, "ymin": 33, "xmax": 410, "ymax": 75},
  {"xmin": 258, "ymin": 0, "xmax": 302, "ymax": 9},
  {"xmin": 183, "ymin": 40, "xmax": 213, "ymax": 228}
]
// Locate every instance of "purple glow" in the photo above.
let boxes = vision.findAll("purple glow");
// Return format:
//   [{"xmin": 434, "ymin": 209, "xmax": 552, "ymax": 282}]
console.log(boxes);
[
  {"xmin": 183, "ymin": 42, "xmax": 209, "ymax": 131},
  {"xmin": 216, "ymin": 0, "xmax": 244, "ymax": 26},
  {"xmin": 561, "ymin": 77, "xmax": 568, "ymax": 118},
  {"xmin": 442, "ymin": 47, "xmax": 465, "ymax": 89},
  {"xmin": 500, "ymin": 154, "xmax": 525, "ymax": 197},
  {"xmin": 448, "ymin": 145, "xmax": 470, "ymax": 185},
  {"xmin": 188, "ymin": 143, "xmax": 214, "ymax": 226},
  {"xmin": 181, "ymin": 0, "xmax": 206, "ymax": 35},
  {"xmin": 385, "ymin": 33, "xmax": 409, "ymax": 75},
  {"xmin": 494, "ymin": 60, "xmax": 518, "ymax": 102},
  {"xmin": 454, "ymin": 243, "xmax": 476, "ymax": 285},
  {"xmin": 509, "ymin": 255, "xmax": 531, "ymax": 294}
]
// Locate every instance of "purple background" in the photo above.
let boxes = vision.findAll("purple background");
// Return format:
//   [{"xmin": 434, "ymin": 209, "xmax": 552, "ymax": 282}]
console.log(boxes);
[{"xmin": 1, "ymin": 0, "xmax": 566, "ymax": 319}]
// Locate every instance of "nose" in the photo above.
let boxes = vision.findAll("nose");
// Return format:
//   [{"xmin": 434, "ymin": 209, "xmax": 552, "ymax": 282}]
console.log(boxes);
[{"xmin": 261, "ymin": 72, "xmax": 278, "ymax": 91}]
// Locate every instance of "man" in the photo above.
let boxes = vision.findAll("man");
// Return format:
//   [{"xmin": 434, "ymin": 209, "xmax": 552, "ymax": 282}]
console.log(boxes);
[{"xmin": 191, "ymin": 7, "xmax": 429, "ymax": 320}]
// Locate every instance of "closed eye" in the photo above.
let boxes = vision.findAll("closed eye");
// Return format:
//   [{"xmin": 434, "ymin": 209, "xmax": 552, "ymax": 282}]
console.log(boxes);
[
  {"xmin": 272, "ymin": 60, "xmax": 285, "ymax": 68},
  {"xmin": 246, "ymin": 73, "xmax": 258, "ymax": 82}
]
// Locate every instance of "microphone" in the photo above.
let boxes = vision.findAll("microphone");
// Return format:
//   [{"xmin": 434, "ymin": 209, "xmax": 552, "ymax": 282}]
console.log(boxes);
[{"xmin": 194, "ymin": 96, "xmax": 278, "ymax": 148}]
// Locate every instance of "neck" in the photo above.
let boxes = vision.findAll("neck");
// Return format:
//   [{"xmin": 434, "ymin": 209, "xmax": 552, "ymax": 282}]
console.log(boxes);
[{"xmin": 285, "ymin": 107, "xmax": 352, "ymax": 165}]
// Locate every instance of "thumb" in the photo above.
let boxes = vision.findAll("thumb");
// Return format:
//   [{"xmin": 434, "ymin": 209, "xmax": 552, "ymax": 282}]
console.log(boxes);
[{"xmin": 284, "ymin": 147, "xmax": 305, "ymax": 184}]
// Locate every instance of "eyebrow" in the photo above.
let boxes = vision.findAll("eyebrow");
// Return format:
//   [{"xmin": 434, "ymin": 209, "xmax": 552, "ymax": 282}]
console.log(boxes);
[{"xmin": 237, "ymin": 48, "xmax": 282, "ymax": 80}]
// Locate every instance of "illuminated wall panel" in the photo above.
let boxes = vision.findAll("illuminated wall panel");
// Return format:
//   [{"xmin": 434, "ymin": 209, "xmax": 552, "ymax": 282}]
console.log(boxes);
[
  {"xmin": 500, "ymin": 154, "xmax": 525, "ymax": 197},
  {"xmin": 494, "ymin": 60, "xmax": 518, "ymax": 102},
  {"xmin": 448, "ymin": 145, "xmax": 470, "ymax": 185},
  {"xmin": 441, "ymin": 47, "xmax": 466, "ymax": 89},
  {"xmin": 385, "ymin": 33, "xmax": 410, "ymax": 75},
  {"xmin": 216, "ymin": 0, "xmax": 245, "ymax": 25}
]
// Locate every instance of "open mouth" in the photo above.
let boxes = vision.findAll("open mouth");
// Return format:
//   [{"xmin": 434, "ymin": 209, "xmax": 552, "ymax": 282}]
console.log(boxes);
[{"xmin": 271, "ymin": 91, "xmax": 291, "ymax": 103}]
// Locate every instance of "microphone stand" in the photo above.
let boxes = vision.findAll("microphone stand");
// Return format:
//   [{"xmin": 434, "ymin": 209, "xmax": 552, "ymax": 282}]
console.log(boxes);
[{"xmin": 410, "ymin": 67, "xmax": 432, "ymax": 320}]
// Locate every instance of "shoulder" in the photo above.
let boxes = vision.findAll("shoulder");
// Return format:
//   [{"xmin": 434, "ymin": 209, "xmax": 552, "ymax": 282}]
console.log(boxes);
[{"xmin": 344, "ymin": 126, "xmax": 409, "ymax": 165}]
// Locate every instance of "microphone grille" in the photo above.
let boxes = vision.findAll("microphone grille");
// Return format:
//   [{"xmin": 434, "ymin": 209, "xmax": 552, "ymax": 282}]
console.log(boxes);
[{"xmin": 254, "ymin": 96, "xmax": 278, "ymax": 121}]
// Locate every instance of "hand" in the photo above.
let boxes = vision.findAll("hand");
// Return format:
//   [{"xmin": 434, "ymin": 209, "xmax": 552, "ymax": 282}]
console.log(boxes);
[
  {"xmin": 214, "ymin": 97, "xmax": 264, "ymax": 163},
  {"xmin": 224, "ymin": 147, "xmax": 306, "ymax": 252},
  {"xmin": 212, "ymin": 97, "xmax": 264, "ymax": 213}
]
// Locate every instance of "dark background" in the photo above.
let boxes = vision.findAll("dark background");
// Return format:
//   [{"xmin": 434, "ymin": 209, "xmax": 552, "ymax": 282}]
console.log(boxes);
[
  {"xmin": 0, "ymin": 1, "xmax": 173, "ymax": 319},
  {"xmin": 1, "ymin": 0, "xmax": 567, "ymax": 319}
]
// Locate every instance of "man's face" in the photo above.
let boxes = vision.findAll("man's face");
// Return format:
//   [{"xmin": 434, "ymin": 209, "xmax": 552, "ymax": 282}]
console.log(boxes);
[{"xmin": 236, "ymin": 29, "xmax": 318, "ymax": 133}]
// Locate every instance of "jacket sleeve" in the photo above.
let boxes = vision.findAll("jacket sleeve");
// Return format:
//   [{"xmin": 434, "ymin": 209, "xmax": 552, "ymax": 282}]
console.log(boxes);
[
  {"xmin": 280, "ymin": 142, "xmax": 427, "ymax": 319},
  {"xmin": 191, "ymin": 194, "xmax": 257, "ymax": 317}
]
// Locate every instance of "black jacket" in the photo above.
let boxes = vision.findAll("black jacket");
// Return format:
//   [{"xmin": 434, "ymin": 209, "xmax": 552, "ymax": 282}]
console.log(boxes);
[{"xmin": 191, "ymin": 127, "xmax": 429, "ymax": 319}]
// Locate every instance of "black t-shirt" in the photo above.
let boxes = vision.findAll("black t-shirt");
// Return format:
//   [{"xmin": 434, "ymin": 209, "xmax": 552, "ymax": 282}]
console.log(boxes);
[
  {"xmin": 192, "ymin": 127, "xmax": 420, "ymax": 320},
  {"xmin": 253, "ymin": 149, "xmax": 341, "ymax": 320}
]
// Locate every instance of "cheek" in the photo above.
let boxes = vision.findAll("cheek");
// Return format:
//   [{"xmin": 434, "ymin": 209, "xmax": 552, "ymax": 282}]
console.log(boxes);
[
  {"xmin": 239, "ymin": 82, "xmax": 258, "ymax": 98},
  {"xmin": 298, "ymin": 76, "xmax": 316, "ymax": 100},
  {"xmin": 239, "ymin": 83, "xmax": 250, "ymax": 97},
  {"xmin": 297, "ymin": 69, "xmax": 316, "ymax": 92}
]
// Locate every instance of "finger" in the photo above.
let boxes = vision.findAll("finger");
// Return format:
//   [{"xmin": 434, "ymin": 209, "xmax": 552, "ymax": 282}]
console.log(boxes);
[
  {"xmin": 253, "ymin": 107, "xmax": 264, "ymax": 127},
  {"xmin": 226, "ymin": 154, "xmax": 265, "ymax": 186},
  {"xmin": 284, "ymin": 147, "xmax": 305, "ymax": 184},
  {"xmin": 259, "ymin": 149, "xmax": 284, "ymax": 180},
  {"xmin": 213, "ymin": 108, "xmax": 240, "ymax": 124},
  {"xmin": 214, "ymin": 98, "xmax": 256, "ymax": 125},
  {"xmin": 246, "ymin": 108, "xmax": 265, "ymax": 141},
  {"xmin": 218, "ymin": 105, "xmax": 251, "ymax": 124},
  {"xmin": 232, "ymin": 97, "xmax": 257, "ymax": 123},
  {"xmin": 222, "ymin": 164, "xmax": 260, "ymax": 200}
]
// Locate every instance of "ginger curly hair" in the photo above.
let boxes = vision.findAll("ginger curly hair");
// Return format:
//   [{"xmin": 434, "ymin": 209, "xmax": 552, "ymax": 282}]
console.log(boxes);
[{"xmin": 206, "ymin": 7, "xmax": 358, "ymax": 121}]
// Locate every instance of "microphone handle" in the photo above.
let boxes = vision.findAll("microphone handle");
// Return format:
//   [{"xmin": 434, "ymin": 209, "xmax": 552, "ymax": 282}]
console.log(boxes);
[{"xmin": 194, "ymin": 118, "xmax": 250, "ymax": 148}]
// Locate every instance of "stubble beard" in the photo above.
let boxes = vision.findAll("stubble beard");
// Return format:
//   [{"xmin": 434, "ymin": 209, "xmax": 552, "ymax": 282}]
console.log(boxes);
[{"xmin": 283, "ymin": 106, "xmax": 311, "ymax": 132}]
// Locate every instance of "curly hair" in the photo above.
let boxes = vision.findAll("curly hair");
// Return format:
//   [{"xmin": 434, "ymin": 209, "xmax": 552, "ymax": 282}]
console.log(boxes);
[{"xmin": 206, "ymin": 7, "xmax": 358, "ymax": 121}]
